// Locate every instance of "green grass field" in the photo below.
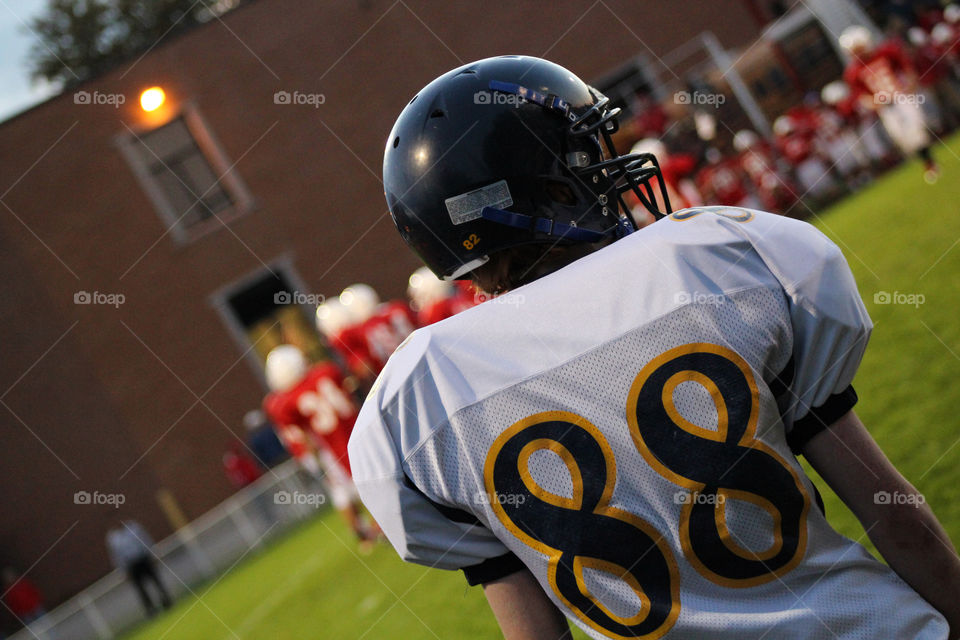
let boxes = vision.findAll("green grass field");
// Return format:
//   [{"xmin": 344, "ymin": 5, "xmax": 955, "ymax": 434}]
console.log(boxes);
[{"xmin": 125, "ymin": 139, "xmax": 960, "ymax": 639}]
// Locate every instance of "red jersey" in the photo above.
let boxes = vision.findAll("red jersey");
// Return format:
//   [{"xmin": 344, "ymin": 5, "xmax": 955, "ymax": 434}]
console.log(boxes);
[
  {"xmin": 2, "ymin": 578, "xmax": 43, "ymax": 618},
  {"xmin": 844, "ymin": 41, "xmax": 914, "ymax": 100},
  {"xmin": 949, "ymin": 24, "xmax": 960, "ymax": 57},
  {"xmin": 695, "ymin": 160, "xmax": 749, "ymax": 206},
  {"xmin": 738, "ymin": 143, "xmax": 797, "ymax": 211},
  {"xmin": 329, "ymin": 324, "xmax": 374, "ymax": 378},
  {"xmin": 737, "ymin": 140, "xmax": 778, "ymax": 182},
  {"xmin": 776, "ymin": 131, "xmax": 815, "ymax": 164},
  {"xmin": 263, "ymin": 362, "xmax": 358, "ymax": 474},
  {"xmin": 913, "ymin": 42, "xmax": 950, "ymax": 85},
  {"xmin": 223, "ymin": 449, "xmax": 262, "ymax": 488},
  {"xmin": 358, "ymin": 301, "xmax": 416, "ymax": 371},
  {"xmin": 417, "ymin": 282, "xmax": 478, "ymax": 325}
]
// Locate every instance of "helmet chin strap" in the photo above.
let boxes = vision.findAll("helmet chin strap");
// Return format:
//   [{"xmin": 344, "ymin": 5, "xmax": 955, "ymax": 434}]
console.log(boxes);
[{"xmin": 480, "ymin": 206, "xmax": 634, "ymax": 242}]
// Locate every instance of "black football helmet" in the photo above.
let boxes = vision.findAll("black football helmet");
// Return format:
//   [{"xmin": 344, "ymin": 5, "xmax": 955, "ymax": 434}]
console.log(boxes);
[{"xmin": 383, "ymin": 55, "xmax": 671, "ymax": 280}]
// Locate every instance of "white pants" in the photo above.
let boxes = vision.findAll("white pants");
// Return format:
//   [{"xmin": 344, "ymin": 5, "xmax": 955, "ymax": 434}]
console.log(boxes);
[
  {"xmin": 318, "ymin": 448, "xmax": 360, "ymax": 510},
  {"xmin": 879, "ymin": 101, "xmax": 930, "ymax": 155}
]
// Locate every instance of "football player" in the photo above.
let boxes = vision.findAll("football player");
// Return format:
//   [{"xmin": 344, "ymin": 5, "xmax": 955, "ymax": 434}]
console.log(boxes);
[
  {"xmin": 731, "ymin": 129, "xmax": 799, "ymax": 213},
  {"xmin": 771, "ymin": 111, "xmax": 843, "ymax": 206},
  {"xmin": 263, "ymin": 345, "xmax": 378, "ymax": 546},
  {"xmin": 819, "ymin": 82, "xmax": 876, "ymax": 187},
  {"xmin": 316, "ymin": 297, "xmax": 375, "ymax": 384},
  {"xmin": 348, "ymin": 56, "xmax": 958, "ymax": 639},
  {"xmin": 840, "ymin": 25, "xmax": 940, "ymax": 183},
  {"xmin": 694, "ymin": 147, "xmax": 758, "ymax": 209},
  {"xmin": 340, "ymin": 283, "xmax": 416, "ymax": 373}
]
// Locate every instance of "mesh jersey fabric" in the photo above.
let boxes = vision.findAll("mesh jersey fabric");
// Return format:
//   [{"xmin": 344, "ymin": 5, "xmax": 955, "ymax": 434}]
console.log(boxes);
[{"xmin": 349, "ymin": 208, "xmax": 947, "ymax": 639}]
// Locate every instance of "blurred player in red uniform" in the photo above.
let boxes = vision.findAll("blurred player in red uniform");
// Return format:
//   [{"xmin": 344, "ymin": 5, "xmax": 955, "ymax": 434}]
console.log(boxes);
[
  {"xmin": 732, "ymin": 130, "xmax": 798, "ymax": 212},
  {"xmin": 222, "ymin": 442, "xmax": 262, "ymax": 489},
  {"xmin": 773, "ymin": 109, "xmax": 846, "ymax": 205},
  {"xmin": 841, "ymin": 25, "xmax": 939, "ymax": 182},
  {"xmin": 407, "ymin": 267, "xmax": 478, "ymax": 326},
  {"xmin": 263, "ymin": 345, "xmax": 378, "ymax": 546},
  {"xmin": 695, "ymin": 147, "xmax": 757, "ymax": 209},
  {"xmin": 316, "ymin": 297, "xmax": 374, "ymax": 383},
  {"xmin": 908, "ymin": 26, "xmax": 960, "ymax": 132},
  {"xmin": 819, "ymin": 81, "xmax": 875, "ymax": 188},
  {"xmin": 2, "ymin": 568, "xmax": 45, "ymax": 626},
  {"xmin": 340, "ymin": 283, "xmax": 416, "ymax": 374},
  {"xmin": 939, "ymin": 5, "xmax": 960, "ymax": 60}
]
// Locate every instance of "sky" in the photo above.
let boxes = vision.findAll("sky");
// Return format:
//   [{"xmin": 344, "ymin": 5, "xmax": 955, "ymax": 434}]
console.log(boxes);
[{"xmin": 0, "ymin": 0, "xmax": 60, "ymax": 123}]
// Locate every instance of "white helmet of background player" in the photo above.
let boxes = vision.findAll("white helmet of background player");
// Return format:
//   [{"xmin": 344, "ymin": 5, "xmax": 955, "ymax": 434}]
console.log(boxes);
[
  {"xmin": 630, "ymin": 138, "xmax": 667, "ymax": 159},
  {"xmin": 839, "ymin": 25, "xmax": 874, "ymax": 56},
  {"xmin": 932, "ymin": 23, "xmax": 955, "ymax": 47},
  {"xmin": 945, "ymin": 5, "xmax": 960, "ymax": 24},
  {"xmin": 733, "ymin": 130, "xmax": 760, "ymax": 153},
  {"xmin": 772, "ymin": 115, "xmax": 794, "ymax": 137},
  {"xmin": 821, "ymin": 81, "xmax": 850, "ymax": 106},
  {"xmin": 340, "ymin": 283, "xmax": 379, "ymax": 323},
  {"xmin": 264, "ymin": 344, "xmax": 308, "ymax": 392},
  {"xmin": 908, "ymin": 27, "xmax": 929, "ymax": 47},
  {"xmin": 315, "ymin": 298, "xmax": 352, "ymax": 336},
  {"xmin": 407, "ymin": 266, "xmax": 452, "ymax": 310}
]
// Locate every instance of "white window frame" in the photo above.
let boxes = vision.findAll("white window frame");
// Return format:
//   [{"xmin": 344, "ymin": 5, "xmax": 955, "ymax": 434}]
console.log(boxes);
[{"xmin": 116, "ymin": 102, "xmax": 256, "ymax": 244}]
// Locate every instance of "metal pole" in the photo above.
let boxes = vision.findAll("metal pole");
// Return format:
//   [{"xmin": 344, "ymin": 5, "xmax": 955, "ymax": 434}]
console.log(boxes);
[
  {"xmin": 79, "ymin": 593, "xmax": 114, "ymax": 640},
  {"xmin": 701, "ymin": 31, "xmax": 772, "ymax": 137}
]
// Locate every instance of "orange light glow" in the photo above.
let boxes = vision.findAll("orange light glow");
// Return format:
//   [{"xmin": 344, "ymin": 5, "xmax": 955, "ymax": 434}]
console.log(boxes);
[{"xmin": 140, "ymin": 87, "xmax": 166, "ymax": 112}]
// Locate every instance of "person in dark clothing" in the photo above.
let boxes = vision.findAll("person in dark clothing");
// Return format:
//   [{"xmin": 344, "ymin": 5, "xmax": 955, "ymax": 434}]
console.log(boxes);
[
  {"xmin": 106, "ymin": 520, "xmax": 171, "ymax": 616},
  {"xmin": 243, "ymin": 409, "xmax": 288, "ymax": 468}
]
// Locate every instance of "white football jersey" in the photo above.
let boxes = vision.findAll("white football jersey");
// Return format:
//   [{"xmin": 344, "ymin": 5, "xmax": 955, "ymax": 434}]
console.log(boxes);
[{"xmin": 349, "ymin": 208, "xmax": 947, "ymax": 639}]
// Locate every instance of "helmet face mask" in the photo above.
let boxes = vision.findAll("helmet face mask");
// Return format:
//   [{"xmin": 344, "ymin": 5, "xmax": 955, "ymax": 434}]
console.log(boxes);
[{"xmin": 383, "ymin": 55, "xmax": 671, "ymax": 281}]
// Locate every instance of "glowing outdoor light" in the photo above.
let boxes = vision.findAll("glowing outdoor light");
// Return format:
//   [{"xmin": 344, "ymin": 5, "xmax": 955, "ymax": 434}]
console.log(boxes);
[{"xmin": 140, "ymin": 87, "xmax": 166, "ymax": 112}]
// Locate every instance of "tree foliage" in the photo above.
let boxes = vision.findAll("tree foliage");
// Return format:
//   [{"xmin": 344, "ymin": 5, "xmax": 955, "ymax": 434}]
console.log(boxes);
[{"xmin": 27, "ymin": 0, "xmax": 236, "ymax": 86}]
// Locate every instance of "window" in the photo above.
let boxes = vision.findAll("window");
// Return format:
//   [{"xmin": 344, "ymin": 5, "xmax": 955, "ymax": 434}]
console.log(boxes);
[
  {"xmin": 210, "ymin": 262, "xmax": 328, "ymax": 385},
  {"xmin": 592, "ymin": 57, "xmax": 657, "ymax": 117},
  {"xmin": 779, "ymin": 22, "xmax": 844, "ymax": 89},
  {"xmin": 118, "ymin": 105, "xmax": 254, "ymax": 242}
]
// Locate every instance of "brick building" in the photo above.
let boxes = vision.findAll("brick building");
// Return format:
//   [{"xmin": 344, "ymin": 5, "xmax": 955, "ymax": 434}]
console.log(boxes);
[{"xmin": 0, "ymin": 0, "xmax": 767, "ymax": 610}]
